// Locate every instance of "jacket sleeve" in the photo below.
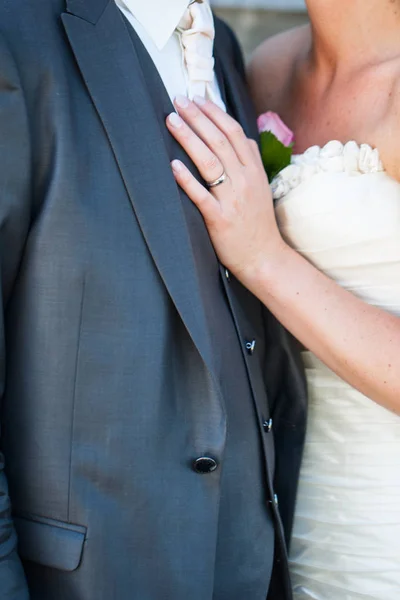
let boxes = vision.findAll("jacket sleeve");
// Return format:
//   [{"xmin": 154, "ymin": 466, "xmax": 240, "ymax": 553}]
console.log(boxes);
[{"xmin": 0, "ymin": 33, "xmax": 32, "ymax": 599}]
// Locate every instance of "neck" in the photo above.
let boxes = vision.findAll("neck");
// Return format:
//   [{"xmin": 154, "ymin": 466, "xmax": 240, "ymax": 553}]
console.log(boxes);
[{"xmin": 306, "ymin": 0, "xmax": 400, "ymax": 71}]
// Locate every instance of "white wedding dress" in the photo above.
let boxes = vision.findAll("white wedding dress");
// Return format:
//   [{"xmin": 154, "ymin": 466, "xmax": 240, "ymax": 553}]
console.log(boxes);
[{"xmin": 272, "ymin": 141, "xmax": 400, "ymax": 600}]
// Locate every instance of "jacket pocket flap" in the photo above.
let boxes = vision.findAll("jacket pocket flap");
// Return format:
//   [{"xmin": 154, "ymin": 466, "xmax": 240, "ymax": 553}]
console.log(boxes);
[{"xmin": 14, "ymin": 514, "xmax": 86, "ymax": 572}]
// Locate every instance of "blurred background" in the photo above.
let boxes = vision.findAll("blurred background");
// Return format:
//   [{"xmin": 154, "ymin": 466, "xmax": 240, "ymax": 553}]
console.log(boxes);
[{"xmin": 211, "ymin": 0, "xmax": 308, "ymax": 60}]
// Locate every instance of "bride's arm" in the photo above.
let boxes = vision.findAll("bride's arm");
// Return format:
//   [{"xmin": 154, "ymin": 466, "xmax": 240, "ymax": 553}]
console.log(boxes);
[
  {"xmin": 167, "ymin": 97, "xmax": 400, "ymax": 415},
  {"xmin": 248, "ymin": 244, "xmax": 400, "ymax": 416}
]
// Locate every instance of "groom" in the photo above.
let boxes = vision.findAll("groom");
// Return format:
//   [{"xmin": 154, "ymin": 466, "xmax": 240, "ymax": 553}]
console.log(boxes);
[{"xmin": 0, "ymin": 0, "xmax": 307, "ymax": 598}]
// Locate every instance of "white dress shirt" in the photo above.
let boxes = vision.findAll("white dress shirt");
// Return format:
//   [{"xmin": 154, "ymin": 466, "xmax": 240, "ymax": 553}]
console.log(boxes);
[{"xmin": 114, "ymin": 0, "xmax": 224, "ymax": 107}]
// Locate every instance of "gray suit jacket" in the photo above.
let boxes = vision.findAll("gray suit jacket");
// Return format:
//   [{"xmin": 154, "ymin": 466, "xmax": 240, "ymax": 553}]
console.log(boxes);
[{"xmin": 0, "ymin": 1, "xmax": 307, "ymax": 598}]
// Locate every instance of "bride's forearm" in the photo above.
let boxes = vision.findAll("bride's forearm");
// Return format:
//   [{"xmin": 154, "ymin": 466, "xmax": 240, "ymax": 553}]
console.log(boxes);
[{"xmin": 242, "ymin": 243, "xmax": 400, "ymax": 414}]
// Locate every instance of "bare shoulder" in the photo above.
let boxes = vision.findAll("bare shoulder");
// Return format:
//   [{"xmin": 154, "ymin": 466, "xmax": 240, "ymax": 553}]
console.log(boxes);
[{"xmin": 248, "ymin": 25, "xmax": 310, "ymax": 115}]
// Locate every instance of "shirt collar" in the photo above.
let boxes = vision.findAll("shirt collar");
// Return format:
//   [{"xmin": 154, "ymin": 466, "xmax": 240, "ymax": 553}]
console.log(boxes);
[{"xmin": 116, "ymin": 0, "xmax": 191, "ymax": 50}]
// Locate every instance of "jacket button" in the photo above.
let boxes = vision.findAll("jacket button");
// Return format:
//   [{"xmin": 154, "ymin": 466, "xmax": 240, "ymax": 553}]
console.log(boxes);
[
  {"xmin": 193, "ymin": 457, "xmax": 218, "ymax": 474},
  {"xmin": 224, "ymin": 269, "xmax": 230, "ymax": 282},
  {"xmin": 263, "ymin": 418, "xmax": 273, "ymax": 433},
  {"xmin": 246, "ymin": 340, "xmax": 256, "ymax": 355}
]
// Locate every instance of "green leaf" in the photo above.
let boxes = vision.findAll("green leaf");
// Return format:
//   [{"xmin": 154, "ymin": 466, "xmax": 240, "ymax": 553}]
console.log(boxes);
[{"xmin": 260, "ymin": 130, "xmax": 293, "ymax": 181}]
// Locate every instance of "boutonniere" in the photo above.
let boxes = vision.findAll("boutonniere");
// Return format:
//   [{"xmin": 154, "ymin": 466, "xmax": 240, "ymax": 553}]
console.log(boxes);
[{"xmin": 258, "ymin": 112, "xmax": 294, "ymax": 181}]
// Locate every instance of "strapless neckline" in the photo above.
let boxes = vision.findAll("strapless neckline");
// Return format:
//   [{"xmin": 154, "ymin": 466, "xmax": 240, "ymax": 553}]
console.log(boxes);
[{"xmin": 271, "ymin": 140, "xmax": 385, "ymax": 201}]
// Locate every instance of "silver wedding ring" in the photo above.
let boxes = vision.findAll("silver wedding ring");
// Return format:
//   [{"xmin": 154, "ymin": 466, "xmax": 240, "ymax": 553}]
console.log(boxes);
[{"xmin": 206, "ymin": 171, "xmax": 227, "ymax": 189}]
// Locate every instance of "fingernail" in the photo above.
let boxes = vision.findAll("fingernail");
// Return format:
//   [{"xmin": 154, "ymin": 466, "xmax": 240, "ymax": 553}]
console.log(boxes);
[
  {"xmin": 168, "ymin": 112, "xmax": 183, "ymax": 128},
  {"xmin": 193, "ymin": 95, "xmax": 206, "ymax": 106},
  {"xmin": 175, "ymin": 95, "xmax": 190, "ymax": 109},
  {"xmin": 171, "ymin": 159, "xmax": 183, "ymax": 173}
]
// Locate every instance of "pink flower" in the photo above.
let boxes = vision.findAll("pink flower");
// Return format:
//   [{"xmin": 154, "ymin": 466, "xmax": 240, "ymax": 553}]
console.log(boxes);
[{"xmin": 257, "ymin": 111, "xmax": 294, "ymax": 147}]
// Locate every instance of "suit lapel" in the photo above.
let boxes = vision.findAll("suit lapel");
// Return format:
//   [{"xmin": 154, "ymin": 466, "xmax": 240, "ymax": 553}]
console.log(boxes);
[{"xmin": 62, "ymin": 0, "xmax": 216, "ymax": 379}]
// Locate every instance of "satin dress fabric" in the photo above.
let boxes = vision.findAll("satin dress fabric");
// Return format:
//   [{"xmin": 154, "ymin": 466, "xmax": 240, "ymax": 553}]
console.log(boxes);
[{"xmin": 273, "ymin": 141, "xmax": 400, "ymax": 600}]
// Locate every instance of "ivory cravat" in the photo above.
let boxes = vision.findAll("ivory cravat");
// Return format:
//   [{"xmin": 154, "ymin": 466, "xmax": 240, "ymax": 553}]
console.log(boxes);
[
  {"xmin": 177, "ymin": 1, "xmax": 225, "ymax": 109},
  {"xmin": 114, "ymin": 0, "xmax": 225, "ymax": 109}
]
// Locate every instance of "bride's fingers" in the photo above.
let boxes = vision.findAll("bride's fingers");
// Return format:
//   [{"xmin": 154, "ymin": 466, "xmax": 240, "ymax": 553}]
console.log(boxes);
[
  {"xmin": 192, "ymin": 97, "xmax": 256, "ymax": 166},
  {"xmin": 171, "ymin": 159, "xmax": 220, "ymax": 224},
  {"xmin": 248, "ymin": 139, "xmax": 264, "ymax": 167},
  {"xmin": 167, "ymin": 112, "xmax": 227, "ymax": 187},
  {"xmin": 173, "ymin": 96, "xmax": 243, "ymax": 167}
]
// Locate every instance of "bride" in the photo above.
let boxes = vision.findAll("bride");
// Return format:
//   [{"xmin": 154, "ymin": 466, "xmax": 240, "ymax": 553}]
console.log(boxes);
[{"xmin": 166, "ymin": 0, "xmax": 400, "ymax": 598}]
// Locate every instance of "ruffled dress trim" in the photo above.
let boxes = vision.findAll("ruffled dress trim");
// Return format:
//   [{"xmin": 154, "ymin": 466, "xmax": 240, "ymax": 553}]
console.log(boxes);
[{"xmin": 271, "ymin": 140, "xmax": 384, "ymax": 201}]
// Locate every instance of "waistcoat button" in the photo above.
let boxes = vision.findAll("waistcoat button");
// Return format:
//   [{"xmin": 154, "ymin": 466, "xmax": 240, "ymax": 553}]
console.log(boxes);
[
  {"xmin": 263, "ymin": 418, "xmax": 273, "ymax": 433},
  {"xmin": 193, "ymin": 457, "xmax": 218, "ymax": 474},
  {"xmin": 245, "ymin": 340, "xmax": 256, "ymax": 355}
]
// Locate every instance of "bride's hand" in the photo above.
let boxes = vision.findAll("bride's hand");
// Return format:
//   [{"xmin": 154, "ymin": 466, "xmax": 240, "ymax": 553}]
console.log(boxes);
[{"xmin": 166, "ymin": 97, "xmax": 286, "ymax": 283}]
